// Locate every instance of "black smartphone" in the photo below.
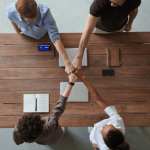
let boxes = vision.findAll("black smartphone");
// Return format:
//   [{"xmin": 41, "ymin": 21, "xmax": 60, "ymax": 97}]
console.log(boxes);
[
  {"xmin": 102, "ymin": 69, "xmax": 114, "ymax": 76},
  {"xmin": 38, "ymin": 44, "xmax": 51, "ymax": 51}
]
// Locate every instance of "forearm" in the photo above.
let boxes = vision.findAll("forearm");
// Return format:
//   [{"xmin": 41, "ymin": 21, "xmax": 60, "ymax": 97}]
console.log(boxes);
[
  {"xmin": 62, "ymin": 84, "xmax": 73, "ymax": 97},
  {"xmin": 76, "ymin": 28, "xmax": 93, "ymax": 59},
  {"xmin": 128, "ymin": 9, "xmax": 138, "ymax": 25},
  {"xmin": 81, "ymin": 76, "xmax": 109, "ymax": 109},
  {"xmin": 76, "ymin": 14, "xmax": 98, "ymax": 59},
  {"xmin": 11, "ymin": 21, "xmax": 21, "ymax": 33},
  {"xmin": 53, "ymin": 39, "xmax": 70, "ymax": 65},
  {"xmin": 51, "ymin": 95, "xmax": 68, "ymax": 121}
]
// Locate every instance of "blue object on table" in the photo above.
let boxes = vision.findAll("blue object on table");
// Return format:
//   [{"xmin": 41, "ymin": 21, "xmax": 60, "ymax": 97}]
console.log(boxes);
[{"xmin": 38, "ymin": 45, "xmax": 51, "ymax": 51}]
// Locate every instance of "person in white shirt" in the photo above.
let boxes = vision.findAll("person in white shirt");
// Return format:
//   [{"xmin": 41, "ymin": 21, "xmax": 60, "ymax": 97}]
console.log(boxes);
[{"xmin": 75, "ymin": 70, "xmax": 130, "ymax": 150}]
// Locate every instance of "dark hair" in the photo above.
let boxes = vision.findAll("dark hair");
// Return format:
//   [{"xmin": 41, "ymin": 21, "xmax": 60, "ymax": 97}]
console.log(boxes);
[
  {"xmin": 15, "ymin": 0, "xmax": 38, "ymax": 18},
  {"xmin": 17, "ymin": 113, "xmax": 45, "ymax": 142},
  {"xmin": 104, "ymin": 129, "xmax": 130, "ymax": 150}
]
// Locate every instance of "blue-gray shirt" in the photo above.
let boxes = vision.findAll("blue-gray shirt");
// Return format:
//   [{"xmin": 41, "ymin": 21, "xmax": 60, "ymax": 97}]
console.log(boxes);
[{"xmin": 6, "ymin": 3, "xmax": 60, "ymax": 43}]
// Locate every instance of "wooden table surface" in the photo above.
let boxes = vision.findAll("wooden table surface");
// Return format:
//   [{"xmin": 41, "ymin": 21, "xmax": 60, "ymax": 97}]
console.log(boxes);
[{"xmin": 0, "ymin": 32, "xmax": 150, "ymax": 128}]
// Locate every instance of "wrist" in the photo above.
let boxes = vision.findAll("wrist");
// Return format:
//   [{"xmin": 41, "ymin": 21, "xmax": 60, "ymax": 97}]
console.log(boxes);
[
  {"xmin": 65, "ymin": 59, "xmax": 71, "ymax": 65},
  {"xmin": 81, "ymin": 75, "xmax": 86, "ymax": 81},
  {"xmin": 76, "ymin": 55, "xmax": 82, "ymax": 60},
  {"xmin": 127, "ymin": 22, "xmax": 132, "ymax": 26},
  {"xmin": 68, "ymin": 82, "xmax": 75, "ymax": 86},
  {"xmin": 69, "ymin": 80, "xmax": 75, "ymax": 83}
]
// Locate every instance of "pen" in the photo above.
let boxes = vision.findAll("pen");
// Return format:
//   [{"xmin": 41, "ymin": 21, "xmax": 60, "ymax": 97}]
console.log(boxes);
[{"xmin": 35, "ymin": 98, "xmax": 37, "ymax": 112}]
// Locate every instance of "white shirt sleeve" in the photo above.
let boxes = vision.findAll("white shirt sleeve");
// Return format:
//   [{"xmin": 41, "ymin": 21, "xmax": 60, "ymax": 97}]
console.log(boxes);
[
  {"xmin": 104, "ymin": 106, "xmax": 125, "ymax": 135},
  {"xmin": 104, "ymin": 106, "xmax": 118, "ymax": 117}
]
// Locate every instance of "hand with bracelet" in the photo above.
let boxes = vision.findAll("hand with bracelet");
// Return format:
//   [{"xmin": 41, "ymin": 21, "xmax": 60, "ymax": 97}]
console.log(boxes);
[
  {"xmin": 62, "ymin": 73, "xmax": 78, "ymax": 97},
  {"xmin": 68, "ymin": 73, "xmax": 78, "ymax": 86}
]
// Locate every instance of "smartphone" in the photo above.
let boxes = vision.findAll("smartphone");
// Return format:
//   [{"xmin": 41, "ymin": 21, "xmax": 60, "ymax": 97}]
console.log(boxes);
[
  {"xmin": 102, "ymin": 69, "xmax": 114, "ymax": 76},
  {"xmin": 38, "ymin": 44, "xmax": 51, "ymax": 51}
]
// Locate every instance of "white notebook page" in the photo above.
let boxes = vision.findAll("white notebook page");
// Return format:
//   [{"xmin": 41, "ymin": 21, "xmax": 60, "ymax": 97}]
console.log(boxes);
[
  {"xmin": 24, "ymin": 94, "xmax": 36, "ymax": 112},
  {"xmin": 36, "ymin": 94, "xmax": 49, "ymax": 112}
]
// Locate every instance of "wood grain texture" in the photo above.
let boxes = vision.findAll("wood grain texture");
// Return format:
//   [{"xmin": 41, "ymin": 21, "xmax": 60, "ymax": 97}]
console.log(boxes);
[
  {"xmin": 1, "ymin": 114, "xmax": 150, "ymax": 128},
  {"xmin": 1, "ymin": 55, "xmax": 150, "ymax": 68},
  {"xmin": 1, "ymin": 33, "xmax": 150, "ymax": 127},
  {"xmin": 0, "ymin": 33, "xmax": 150, "ymax": 44},
  {"xmin": 60, "ymin": 33, "xmax": 150, "ymax": 44},
  {"xmin": 0, "ymin": 56, "xmax": 59, "ymax": 68},
  {"xmin": 0, "ymin": 45, "xmax": 54, "ymax": 56},
  {"xmin": 1, "ymin": 78, "xmax": 150, "ymax": 92},
  {"xmin": 1, "ymin": 44, "xmax": 150, "ymax": 56},
  {"xmin": 88, "ymin": 55, "xmax": 150, "ymax": 67},
  {"xmin": 85, "ymin": 44, "xmax": 150, "ymax": 55},
  {"xmin": 0, "ymin": 67, "xmax": 150, "ymax": 79},
  {"xmin": 1, "ymin": 90, "xmax": 150, "ymax": 103},
  {"xmin": 0, "ymin": 102, "xmax": 150, "ymax": 116}
]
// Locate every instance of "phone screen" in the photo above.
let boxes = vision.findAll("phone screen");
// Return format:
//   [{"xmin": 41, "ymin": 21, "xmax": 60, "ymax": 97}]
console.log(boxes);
[{"xmin": 38, "ymin": 45, "xmax": 51, "ymax": 51}]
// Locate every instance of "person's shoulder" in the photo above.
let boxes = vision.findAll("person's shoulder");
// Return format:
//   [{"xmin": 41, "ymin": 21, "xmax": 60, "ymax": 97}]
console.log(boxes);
[
  {"xmin": 37, "ymin": 3, "xmax": 50, "ymax": 15},
  {"xmin": 130, "ymin": 0, "xmax": 141, "ymax": 11},
  {"xmin": 132, "ymin": 0, "xmax": 141, "ymax": 4},
  {"xmin": 7, "ymin": 3, "xmax": 15, "ymax": 11},
  {"xmin": 6, "ymin": 3, "xmax": 18, "ymax": 20},
  {"xmin": 93, "ymin": 0, "xmax": 108, "ymax": 8}
]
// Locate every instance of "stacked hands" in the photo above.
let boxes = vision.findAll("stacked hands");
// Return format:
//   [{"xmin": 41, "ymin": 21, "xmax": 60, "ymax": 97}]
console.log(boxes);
[
  {"xmin": 65, "ymin": 54, "xmax": 84, "ymax": 82},
  {"xmin": 65, "ymin": 56, "xmax": 82, "ymax": 75},
  {"xmin": 68, "ymin": 69, "xmax": 85, "ymax": 83}
]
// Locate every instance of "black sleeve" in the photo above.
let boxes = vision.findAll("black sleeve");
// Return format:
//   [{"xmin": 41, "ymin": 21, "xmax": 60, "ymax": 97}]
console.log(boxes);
[
  {"xmin": 90, "ymin": 0, "xmax": 101, "ymax": 17},
  {"xmin": 49, "ymin": 95, "xmax": 68, "ymax": 123},
  {"xmin": 130, "ymin": 0, "xmax": 141, "ymax": 11}
]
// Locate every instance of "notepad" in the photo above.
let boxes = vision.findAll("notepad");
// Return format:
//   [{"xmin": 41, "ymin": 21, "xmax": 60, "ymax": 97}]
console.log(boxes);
[
  {"xmin": 23, "ymin": 94, "xmax": 49, "ymax": 113},
  {"xmin": 59, "ymin": 48, "xmax": 88, "ymax": 67}
]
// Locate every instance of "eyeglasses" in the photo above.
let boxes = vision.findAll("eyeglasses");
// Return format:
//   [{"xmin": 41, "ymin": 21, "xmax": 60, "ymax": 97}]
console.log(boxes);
[{"xmin": 109, "ymin": 0, "xmax": 125, "ymax": 7}]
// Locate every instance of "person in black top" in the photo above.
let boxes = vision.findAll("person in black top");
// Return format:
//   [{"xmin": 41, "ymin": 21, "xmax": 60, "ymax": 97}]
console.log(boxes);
[{"xmin": 72, "ymin": 0, "xmax": 141, "ymax": 69}]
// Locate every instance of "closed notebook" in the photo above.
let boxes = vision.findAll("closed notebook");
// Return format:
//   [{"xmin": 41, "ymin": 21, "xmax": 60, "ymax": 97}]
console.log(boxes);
[
  {"xmin": 23, "ymin": 94, "xmax": 49, "ymax": 113},
  {"xmin": 59, "ymin": 48, "xmax": 88, "ymax": 67},
  {"xmin": 106, "ymin": 48, "xmax": 120, "ymax": 66}
]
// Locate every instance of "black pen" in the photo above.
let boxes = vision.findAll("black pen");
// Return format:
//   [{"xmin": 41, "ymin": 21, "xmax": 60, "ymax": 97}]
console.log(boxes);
[{"xmin": 35, "ymin": 98, "xmax": 37, "ymax": 112}]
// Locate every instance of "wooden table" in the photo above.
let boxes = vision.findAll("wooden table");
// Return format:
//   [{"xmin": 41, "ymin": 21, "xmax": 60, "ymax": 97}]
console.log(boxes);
[{"xmin": 0, "ymin": 32, "xmax": 150, "ymax": 128}]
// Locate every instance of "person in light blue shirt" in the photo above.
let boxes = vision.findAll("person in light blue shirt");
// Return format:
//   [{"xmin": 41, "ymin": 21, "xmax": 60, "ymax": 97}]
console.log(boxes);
[{"xmin": 6, "ymin": 0, "xmax": 75, "ymax": 74}]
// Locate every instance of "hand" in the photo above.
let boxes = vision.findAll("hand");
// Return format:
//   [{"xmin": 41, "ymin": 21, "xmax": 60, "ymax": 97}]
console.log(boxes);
[
  {"xmin": 75, "ymin": 69, "xmax": 85, "ymax": 80},
  {"xmin": 124, "ymin": 23, "xmax": 132, "ymax": 32},
  {"xmin": 72, "ymin": 57, "xmax": 82, "ymax": 69},
  {"xmin": 68, "ymin": 73, "xmax": 78, "ymax": 83},
  {"xmin": 65, "ymin": 61, "xmax": 75, "ymax": 74}
]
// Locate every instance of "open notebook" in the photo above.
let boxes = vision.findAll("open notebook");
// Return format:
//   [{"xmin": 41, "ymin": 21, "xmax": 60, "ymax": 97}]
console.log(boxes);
[
  {"xmin": 23, "ymin": 94, "xmax": 49, "ymax": 113},
  {"xmin": 59, "ymin": 48, "xmax": 88, "ymax": 67}
]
